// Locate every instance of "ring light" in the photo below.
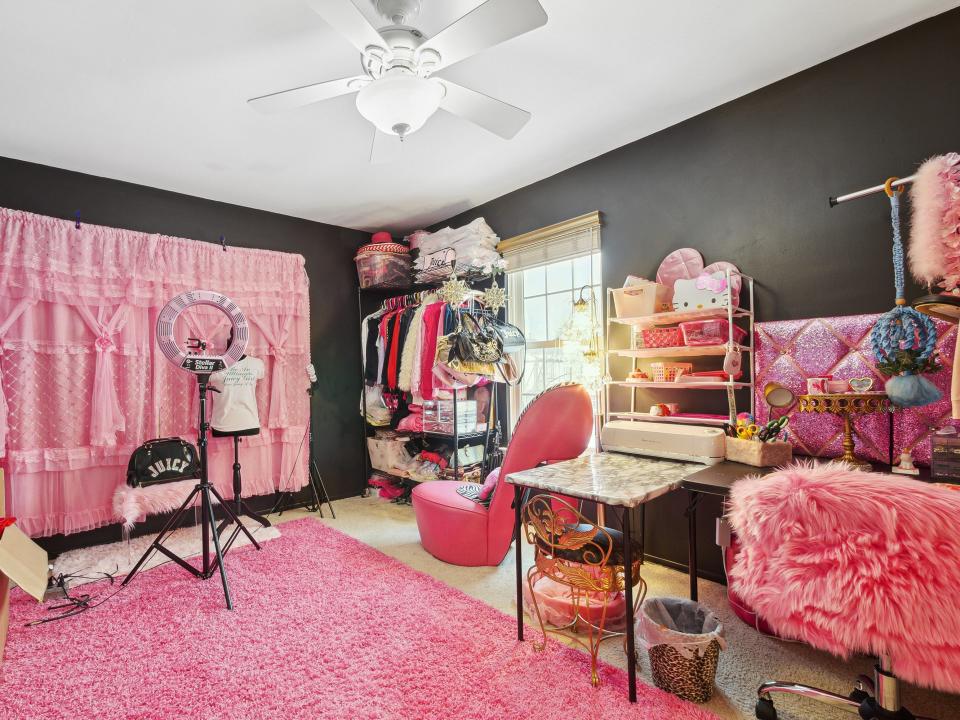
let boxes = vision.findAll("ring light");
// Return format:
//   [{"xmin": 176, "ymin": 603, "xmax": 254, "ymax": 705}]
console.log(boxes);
[{"xmin": 156, "ymin": 290, "xmax": 248, "ymax": 374}]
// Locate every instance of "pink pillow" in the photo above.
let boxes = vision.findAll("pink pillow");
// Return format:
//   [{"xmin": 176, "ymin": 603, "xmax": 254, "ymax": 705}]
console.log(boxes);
[
  {"xmin": 478, "ymin": 467, "xmax": 500, "ymax": 501},
  {"xmin": 397, "ymin": 411, "xmax": 423, "ymax": 432}
]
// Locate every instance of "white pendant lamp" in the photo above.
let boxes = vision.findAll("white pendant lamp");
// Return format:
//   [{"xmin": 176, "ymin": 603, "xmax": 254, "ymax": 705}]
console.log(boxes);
[{"xmin": 355, "ymin": 74, "xmax": 444, "ymax": 139}]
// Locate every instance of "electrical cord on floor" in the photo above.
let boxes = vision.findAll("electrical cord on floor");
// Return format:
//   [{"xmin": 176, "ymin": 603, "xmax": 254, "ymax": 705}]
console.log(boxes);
[
  {"xmin": 25, "ymin": 566, "xmax": 126, "ymax": 626},
  {"xmin": 25, "ymin": 523, "xmax": 271, "ymax": 626}
]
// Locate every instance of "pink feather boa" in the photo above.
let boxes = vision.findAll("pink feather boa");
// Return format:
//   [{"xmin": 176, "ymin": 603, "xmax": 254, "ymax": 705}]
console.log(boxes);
[
  {"xmin": 728, "ymin": 462, "xmax": 960, "ymax": 692},
  {"xmin": 909, "ymin": 152, "xmax": 960, "ymax": 291},
  {"xmin": 113, "ymin": 480, "xmax": 216, "ymax": 530}
]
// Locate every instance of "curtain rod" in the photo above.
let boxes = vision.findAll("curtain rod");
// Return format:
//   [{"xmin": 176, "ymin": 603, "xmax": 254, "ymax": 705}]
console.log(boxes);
[{"xmin": 829, "ymin": 175, "xmax": 917, "ymax": 207}]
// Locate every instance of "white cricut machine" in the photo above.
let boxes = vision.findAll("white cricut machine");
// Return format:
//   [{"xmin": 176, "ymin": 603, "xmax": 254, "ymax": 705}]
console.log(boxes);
[{"xmin": 600, "ymin": 420, "xmax": 725, "ymax": 465}]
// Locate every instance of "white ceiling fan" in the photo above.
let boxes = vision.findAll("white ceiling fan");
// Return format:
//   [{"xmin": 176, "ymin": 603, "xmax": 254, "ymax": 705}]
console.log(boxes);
[{"xmin": 248, "ymin": 0, "xmax": 547, "ymax": 161}]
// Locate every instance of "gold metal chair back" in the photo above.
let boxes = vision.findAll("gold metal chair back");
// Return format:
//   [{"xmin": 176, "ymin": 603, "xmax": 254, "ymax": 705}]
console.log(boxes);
[{"xmin": 522, "ymin": 494, "xmax": 646, "ymax": 687}]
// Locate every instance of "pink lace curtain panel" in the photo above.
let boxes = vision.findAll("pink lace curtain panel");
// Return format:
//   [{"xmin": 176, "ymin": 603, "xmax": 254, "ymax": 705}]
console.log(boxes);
[{"xmin": 0, "ymin": 208, "xmax": 311, "ymax": 537}]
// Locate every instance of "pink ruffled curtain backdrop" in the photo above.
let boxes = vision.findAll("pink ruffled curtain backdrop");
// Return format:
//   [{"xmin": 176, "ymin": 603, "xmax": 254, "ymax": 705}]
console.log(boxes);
[{"xmin": 0, "ymin": 208, "xmax": 310, "ymax": 537}]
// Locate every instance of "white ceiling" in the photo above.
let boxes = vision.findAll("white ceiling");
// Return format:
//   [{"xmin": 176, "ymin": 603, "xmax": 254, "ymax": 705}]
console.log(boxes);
[{"xmin": 0, "ymin": 0, "xmax": 955, "ymax": 234}]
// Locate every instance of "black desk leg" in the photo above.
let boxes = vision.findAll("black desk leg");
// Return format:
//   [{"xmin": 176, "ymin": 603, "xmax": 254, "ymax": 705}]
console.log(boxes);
[
  {"xmin": 687, "ymin": 491, "xmax": 699, "ymax": 602},
  {"xmin": 514, "ymin": 484, "xmax": 524, "ymax": 642},
  {"xmin": 623, "ymin": 505, "xmax": 638, "ymax": 703}
]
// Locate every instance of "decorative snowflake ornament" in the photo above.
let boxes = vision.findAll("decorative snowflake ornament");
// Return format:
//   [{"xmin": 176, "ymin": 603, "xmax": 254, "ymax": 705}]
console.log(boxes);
[
  {"xmin": 482, "ymin": 280, "xmax": 507, "ymax": 312},
  {"xmin": 438, "ymin": 276, "xmax": 470, "ymax": 306}
]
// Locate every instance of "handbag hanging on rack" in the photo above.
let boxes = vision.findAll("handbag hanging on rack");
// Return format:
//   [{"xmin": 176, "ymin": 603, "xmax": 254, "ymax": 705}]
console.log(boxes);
[
  {"xmin": 487, "ymin": 314, "xmax": 526, "ymax": 386},
  {"xmin": 449, "ymin": 311, "xmax": 504, "ymax": 364}
]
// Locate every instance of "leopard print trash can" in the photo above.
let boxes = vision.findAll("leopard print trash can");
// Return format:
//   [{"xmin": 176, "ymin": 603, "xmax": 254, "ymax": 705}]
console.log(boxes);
[
  {"xmin": 639, "ymin": 597, "xmax": 725, "ymax": 703},
  {"xmin": 647, "ymin": 638, "xmax": 722, "ymax": 703}
]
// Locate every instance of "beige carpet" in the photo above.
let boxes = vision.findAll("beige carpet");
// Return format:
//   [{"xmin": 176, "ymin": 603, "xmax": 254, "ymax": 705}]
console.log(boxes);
[{"xmin": 305, "ymin": 496, "xmax": 958, "ymax": 720}]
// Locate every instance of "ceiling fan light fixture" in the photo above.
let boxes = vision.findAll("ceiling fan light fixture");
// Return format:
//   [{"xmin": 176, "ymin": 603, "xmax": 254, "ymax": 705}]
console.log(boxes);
[{"xmin": 355, "ymin": 74, "xmax": 443, "ymax": 138}]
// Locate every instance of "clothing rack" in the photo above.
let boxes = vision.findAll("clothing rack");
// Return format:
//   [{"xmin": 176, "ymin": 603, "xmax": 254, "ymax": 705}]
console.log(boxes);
[
  {"xmin": 829, "ymin": 175, "xmax": 916, "ymax": 207},
  {"xmin": 358, "ymin": 283, "xmax": 501, "ymax": 501},
  {"xmin": 380, "ymin": 288, "xmax": 486, "ymax": 312},
  {"xmin": 382, "ymin": 290, "xmax": 429, "ymax": 310}
]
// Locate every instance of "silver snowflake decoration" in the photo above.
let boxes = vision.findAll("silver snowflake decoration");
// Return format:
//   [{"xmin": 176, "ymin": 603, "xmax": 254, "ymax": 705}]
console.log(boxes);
[
  {"xmin": 439, "ymin": 276, "xmax": 470, "ymax": 306},
  {"xmin": 482, "ymin": 280, "xmax": 507, "ymax": 312}
]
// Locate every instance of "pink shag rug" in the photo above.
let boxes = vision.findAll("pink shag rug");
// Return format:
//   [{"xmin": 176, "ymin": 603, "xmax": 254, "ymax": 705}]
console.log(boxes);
[
  {"xmin": 0, "ymin": 519, "xmax": 717, "ymax": 720},
  {"xmin": 728, "ymin": 462, "xmax": 960, "ymax": 694}
]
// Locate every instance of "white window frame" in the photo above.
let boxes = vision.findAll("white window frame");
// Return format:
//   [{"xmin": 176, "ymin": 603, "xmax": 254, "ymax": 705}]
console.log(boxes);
[{"xmin": 498, "ymin": 212, "xmax": 601, "ymax": 430}]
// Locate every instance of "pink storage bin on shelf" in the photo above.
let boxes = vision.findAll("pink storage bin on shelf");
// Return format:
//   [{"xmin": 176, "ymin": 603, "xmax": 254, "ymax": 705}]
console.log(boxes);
[
  {"xmin": 640, "ymin": 327, "xmax": 684, "ymax": 348},
  {"xmin": 649, "ymin": 362, "xmax": 693, "ymax": 383},
  {"xmin": 679, "ymin": 319, "xmax": 747, "ymax": 346}
]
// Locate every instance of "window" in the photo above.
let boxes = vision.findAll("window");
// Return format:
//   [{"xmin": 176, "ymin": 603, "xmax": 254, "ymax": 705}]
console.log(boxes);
[{"xmin": 498, "ymin": 213, "xmax": 601, "ymax": 429}]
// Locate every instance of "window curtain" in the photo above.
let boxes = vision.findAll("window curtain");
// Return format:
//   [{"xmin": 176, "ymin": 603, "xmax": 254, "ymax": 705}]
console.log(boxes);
[{"xmin": 0, "ymin": 208, "xmax": 311, "ymax": 537}]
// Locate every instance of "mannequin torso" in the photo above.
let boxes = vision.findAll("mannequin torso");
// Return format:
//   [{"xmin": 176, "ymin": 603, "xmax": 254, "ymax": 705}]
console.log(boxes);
[{"xmin": 209, "ymin": 355, "xmax": 264, "ymax": 435}]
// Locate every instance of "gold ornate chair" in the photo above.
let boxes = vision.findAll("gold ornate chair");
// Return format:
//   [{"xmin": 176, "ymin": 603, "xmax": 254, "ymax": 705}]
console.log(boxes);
[{"xmin": 522, "ymin": 494, "xmax": 646, "ymax": 687}]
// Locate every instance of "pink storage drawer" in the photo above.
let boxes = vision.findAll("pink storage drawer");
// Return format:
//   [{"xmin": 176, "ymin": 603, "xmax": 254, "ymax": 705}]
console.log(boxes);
[{"xmin": 679, "ymin": 319, "xmax": 747, "ymax": 346}]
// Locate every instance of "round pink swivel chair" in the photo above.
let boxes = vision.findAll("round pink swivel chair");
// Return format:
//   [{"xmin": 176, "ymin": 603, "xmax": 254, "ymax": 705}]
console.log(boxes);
[
  {"xmin": 412, "ymin": 383, "xmax": 593, "ymax": 567},
  {"xmin": 729, "ymin": 462, "xmax": 960, "ymax": 720}
]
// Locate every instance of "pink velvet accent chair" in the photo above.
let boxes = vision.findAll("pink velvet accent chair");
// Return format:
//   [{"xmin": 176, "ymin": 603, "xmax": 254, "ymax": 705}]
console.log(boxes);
[{"xmin": 412, "ymin": 383, "xmax": 593, "ymax": 567}]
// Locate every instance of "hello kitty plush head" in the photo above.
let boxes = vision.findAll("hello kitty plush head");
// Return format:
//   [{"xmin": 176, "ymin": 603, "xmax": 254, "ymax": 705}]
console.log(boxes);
[
  {"xmin": 672, "ymin": 271, "xmax": 731, "ymax": 311},
  {"xmin": 656, "ymin": 248, "xmax": 741, "ymax": 310}
]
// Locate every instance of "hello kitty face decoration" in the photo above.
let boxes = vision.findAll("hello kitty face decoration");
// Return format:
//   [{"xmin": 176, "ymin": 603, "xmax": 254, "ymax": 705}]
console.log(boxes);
[
  {"xmin": 672, "ymin": 271, "xmax": 732, "ymax": 311},
  {"xmin": 656, "ymin": 248, "xmax": 741, "ymax": 310}
]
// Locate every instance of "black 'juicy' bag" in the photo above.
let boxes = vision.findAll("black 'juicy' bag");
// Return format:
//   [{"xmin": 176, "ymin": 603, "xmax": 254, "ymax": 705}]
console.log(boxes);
[{"xmin": 126, "ymin": 437, "xmax": 200, "ymax": 488}]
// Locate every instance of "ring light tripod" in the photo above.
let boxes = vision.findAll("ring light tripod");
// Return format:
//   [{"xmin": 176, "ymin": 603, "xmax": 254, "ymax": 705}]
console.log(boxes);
[{"xmin": 122, "ymin": 291, "xmax": 260, "ymax": 610}]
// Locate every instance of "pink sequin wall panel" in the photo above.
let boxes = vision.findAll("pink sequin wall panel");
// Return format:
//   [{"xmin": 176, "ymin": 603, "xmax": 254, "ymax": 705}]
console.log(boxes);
[{"xmin": 754, "ymin": 314, "xmax": 955, "ymax": 466}]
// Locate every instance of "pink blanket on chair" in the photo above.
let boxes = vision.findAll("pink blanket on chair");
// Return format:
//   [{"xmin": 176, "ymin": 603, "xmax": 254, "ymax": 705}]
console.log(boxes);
[{"xmin": 728, "ymin": 462, "xmax": 960, "ymax": 693}]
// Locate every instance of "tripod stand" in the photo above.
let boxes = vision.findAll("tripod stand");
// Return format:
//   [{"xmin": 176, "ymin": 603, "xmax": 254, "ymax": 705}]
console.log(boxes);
[
  {"xmin": 272, "ymin": 380, "xmax": 335, "ymax": 518},
  {"xmin": 122, "ymin": 373, "xmax": 261, "ymax": 610}
]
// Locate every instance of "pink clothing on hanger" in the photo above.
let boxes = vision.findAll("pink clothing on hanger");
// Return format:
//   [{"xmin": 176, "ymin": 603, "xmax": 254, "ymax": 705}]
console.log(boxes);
[{"xmin": 418, "ymin": 302, "xmax": 445, "ymax": 401}]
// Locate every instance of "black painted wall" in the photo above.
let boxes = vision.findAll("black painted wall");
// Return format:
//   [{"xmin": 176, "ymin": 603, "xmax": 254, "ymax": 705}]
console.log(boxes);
[
  {"xmin": 0, "ymin": 156, "xmax": 367, "ymax": 554},
  {"xmin": 436, "ymin": 9, "xmax": 960, "ymax": 581}
]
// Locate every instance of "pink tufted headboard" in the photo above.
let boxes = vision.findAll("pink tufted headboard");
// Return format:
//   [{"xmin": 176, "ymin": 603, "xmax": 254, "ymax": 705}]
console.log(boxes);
[{"xmin": 754, "ymin": 313, "xmax": 956, "ymax": 466}]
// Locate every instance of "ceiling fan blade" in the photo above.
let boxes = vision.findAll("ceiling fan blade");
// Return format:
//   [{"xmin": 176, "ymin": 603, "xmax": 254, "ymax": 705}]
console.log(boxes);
[
  {"xmin": 417, "ymin": 0, "xmax": 547, "ymax": 72},
  {"xmin": 248, "ymin": 75, "xmax": 365, "ymax": 114},
  {"xmin": 438, "ymin": 80, "xmax": 530, "ymax": 139},
  {"xmin": 369, "ymin": 128, "xmax": 404, "ymax": 165},
  {"xmin": 306, "ymin": 0, "xmax": 386, "ymax": 54}
]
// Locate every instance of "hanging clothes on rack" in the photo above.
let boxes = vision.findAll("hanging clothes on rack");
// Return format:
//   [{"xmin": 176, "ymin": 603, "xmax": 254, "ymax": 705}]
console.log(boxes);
[
  {"xmin": 399, "ymin": 293, "xmax": 436, "ymax": 393},
  {"xmin": 361, "ymin": 309, "xmax": 386, "ymax": 385}
]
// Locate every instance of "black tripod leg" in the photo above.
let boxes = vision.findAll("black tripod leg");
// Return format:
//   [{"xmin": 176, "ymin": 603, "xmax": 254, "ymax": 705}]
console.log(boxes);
[
  {"xmin": 308, "ymin": 460, "xmax": 323, "ymax": 516},
  {"xmin": 209, "ymin": 484, "xmax": 262, "ymax": 550},
  {"xmin": 271, "ymin": 491, "xmax": 291, "ymax": 516},
  {"xmin": 313, "ymin": 460, "xmax": 336, "ymax": 519},
  {"xmin": 203, "ymin": 486, "xmax": 233, "ymax": 610},
  {"xmin": 122, "ymin": 484, "xmax": 203, "ymax": 587},
  {"xmin": 239, "ymin": 501, "xmax": 271, "ymax": 527}
]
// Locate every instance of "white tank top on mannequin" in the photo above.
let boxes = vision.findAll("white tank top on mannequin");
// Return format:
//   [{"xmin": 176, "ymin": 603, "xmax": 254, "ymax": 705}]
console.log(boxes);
[{"xmin": 209, "ymin": 356, "xmax": 265, "ymax": 433}]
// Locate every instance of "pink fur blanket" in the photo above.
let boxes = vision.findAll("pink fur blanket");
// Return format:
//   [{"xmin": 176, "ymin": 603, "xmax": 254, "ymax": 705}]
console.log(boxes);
[
  {"xmin": 728, "ymin": 462, "xmax": 960, "ymax": 692},
  {"xmin": 909, "ymin": 152, "xmax": 960, "ymax": 291},
  {"xmin": 113, "ymin": 480, "xmax": 216, "ymax": 530}
]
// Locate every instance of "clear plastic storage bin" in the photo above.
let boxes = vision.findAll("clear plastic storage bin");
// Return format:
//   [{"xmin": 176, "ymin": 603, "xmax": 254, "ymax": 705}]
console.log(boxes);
[
  {"xmin": 423, "ymin": 400, "xmax": 478, "ymax": 434},
  {"xmin": 355, "ymin": 252, "xmax": 412, "ymax": 289}
]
